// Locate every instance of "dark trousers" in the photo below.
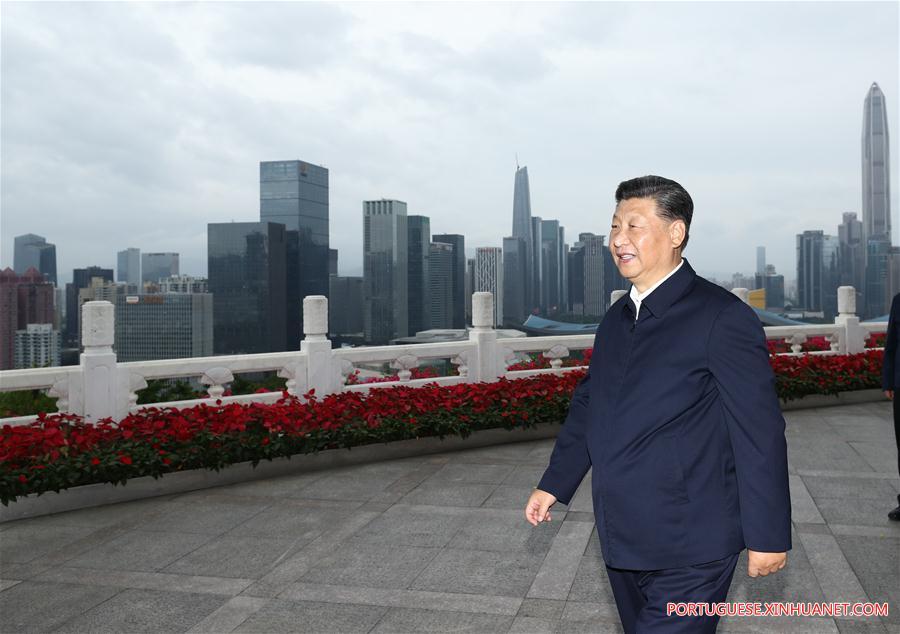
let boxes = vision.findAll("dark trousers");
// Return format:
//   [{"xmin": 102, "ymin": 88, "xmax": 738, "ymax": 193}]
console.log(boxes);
[
  {"xmin": 606, "ymin": 552, "xmax": 740, "ymax": 633},
  {"xmin": 894, "ymin": 397, "xmax": 900, "ymax": 480}
]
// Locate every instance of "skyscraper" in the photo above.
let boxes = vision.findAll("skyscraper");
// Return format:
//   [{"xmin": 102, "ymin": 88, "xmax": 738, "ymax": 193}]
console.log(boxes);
[
  {"xmin": 582, "ymin": 234, "xmax": 606, "ymax": 317},
  {"xmin": 502, "ymin": 236, "xmax": 527, "ymax": 325},
  {"xmin": 65, "ymin": 266, "xmax": 113, "ymax": 347},
  {"xmin": 260, "ymin": 160, "xmax": 330, "ymax": 328},
  {"xmin": 475, "ymin": 247, "xmax": 503, "ymax": 327},
  {"xmin": 363, "ymin": 199, "xmax": 408, "ymax": 344},
  {"xmin": 862, "ymin": 83, "xmax": 891, "ymax": 243},
  {"xmin": 141, "ymin": 253, "xmax": 179, "ymax": 284},
  {"xmin": 796, "ymin": 230, "xmax": 843, "ymax": 317},
  {"xmin": 432, "ymin": 234, "xmax": 466, "ymax": 328},
  {"xmin": 13, "ymin": 234, "xmax": 57, "ymax": 286},
  {"xmin": 208, "ymin": 222, "xmax": 288, "ymax": 354},
  {"xmin": 541, "ymin": 219, "xmax": 562, "ymax": 314},
  {"xmin": 838, "ymin": 212, "xmax": 865, "ymax": 299},
  {"xmin": 756, "ymin": 246, "xmax": 766, "ymax": 277},
  {"xmin": 115, "ymin": 293, "xmax": 213, "ymax": 362},
  {"xmin": 117, "ymin": 248, "xmax": 141, "ymax": 287},
  {"xmin": 429, "ymin": 242, "xmax": 454, "ymax": 329},
  {"xmin": 512, "ymin": 166, "xmax": 534, "ymax": 314},
  {"xmin": 531, "ymin": 217, "xmax": 544, "ymax": 313},
  {"xmin": 407, "ymin": 215, "xmax": 431, "ymax": 335}
]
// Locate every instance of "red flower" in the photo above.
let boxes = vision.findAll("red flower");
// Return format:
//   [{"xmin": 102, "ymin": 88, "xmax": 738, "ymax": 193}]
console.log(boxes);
[
  {"xmin": 119, "ymin": 455, "xmax": 132, "ymax": 465},
  {"xmin": 90, "ymin": 457, "xmax": 101, "ymax": 466}
]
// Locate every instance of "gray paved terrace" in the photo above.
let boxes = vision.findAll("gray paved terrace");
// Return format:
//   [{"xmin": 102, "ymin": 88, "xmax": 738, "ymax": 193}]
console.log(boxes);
[{"xmin": 1, "ymin": 401, "xmax": 899, "ymax": 633}]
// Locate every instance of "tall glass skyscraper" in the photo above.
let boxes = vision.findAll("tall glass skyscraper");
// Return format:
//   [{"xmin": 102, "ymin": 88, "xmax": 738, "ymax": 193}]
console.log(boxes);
[
  {"xmin": 208, "ymin": 222, "xmax": 287, "ymax": 354},
  {"xmin": 512, "ymin": 166, "xmax": 535, "ymax": 313},
  {"xmin": 117, "ymin": 248, "xmax": 141, "ymax": 287},
  {"xmin": 13, "ymin": 234, "xmax": 57, "ymax": 286},
  {"xmin": 260, "ymin": 160, "xmax": 330, "ymax": 328},
  {"xmin": 363, "ymin": 199, "xmax": 408, "ymax": 344},
  {"xmin": 407, "ymin": 215, "xmax": 431, "ymax": 335},
  {"xmin": 141, "ymin": 252, "xmax": 179, "ymax": 284},
  {"xmin": 862, "ymin": 83, "xmax": 891, "ymax": 243},
  {"xmin": 431, "ymin": 234, "xmax": 465, "ymax": 328}
]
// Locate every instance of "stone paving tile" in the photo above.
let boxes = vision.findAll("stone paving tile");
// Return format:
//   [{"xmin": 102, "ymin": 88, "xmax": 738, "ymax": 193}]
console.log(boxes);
[
  {"xmin": 232, "ymin": 598, "xmax": 388, "ymax": 633},
  {"xmin": 0, "ymin": 580, "xmax": 122, "ymax": 633},
  {"xmin": 815, "ymin": 497, "xmax": 900, "ymax": 527},
  {"xmin": 719, "ymin": 615, "xmax": 840, "ymax": 632},
  {"xmin": 135, "ymin": 497, "xmax": 272, "ymax": 535},
  {"xmin": 802, "ymin": 475, "xmax": 900, "ymax": 501},
  {"xmin": 54, "ymin": 587, "xmax": 228, "ymax": 633},
  {"xmin": 410, "ymin": 547, "xmax": 543, "ymax": 597},
  {"xmin": 399, "ymin": 482, "xmax": 498, "ymax": 507},
  {"xmin": 2, "ymin": 401, "xmax": 897, "ymax": 634},
  {"xmin": 0, "ymin": 524, "xmax": 97, "ymax": 564},
  {"xmin": 420, "ymin": 461, "xmax": 517, "ymax": 485},
  {"xmin": 63, "ymin": 529, "xmax": 214, "ymax": 572},
  {"xmin": 369, "ymin": 606, "xmax": 515, "ymax": 633},
  {"xmin": 298, "ymin": 543, "xmax": 440, "ymax": 590},
  {"xmin": 342, "ymin": 503, "xmax": 470, "ymax": 549},
  {"xmin": 162, "ymin": 533, "xmax": 311, "ymax": 579},
  {"xmin": 449, "ymin": 508, "xmax": 560, "ymax": 554}
]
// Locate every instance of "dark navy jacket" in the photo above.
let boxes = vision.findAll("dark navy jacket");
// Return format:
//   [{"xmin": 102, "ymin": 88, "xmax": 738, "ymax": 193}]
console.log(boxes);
[
  {"xmin": 537, "ymin": 258, "xmax": 792, "ymax": 570},
  {"xmin": 881, "ymin": 293, "xmax": 900, "ymax": 391}
]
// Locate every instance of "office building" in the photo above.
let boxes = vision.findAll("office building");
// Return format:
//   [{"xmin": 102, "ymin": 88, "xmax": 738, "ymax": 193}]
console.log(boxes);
[
  {"xmin": 756, "ymin": 246, "xmax": 766, "ymax": 277},
  {"xmin": 64, "ymin": 266, "xmax": 113, "ymax": 347},
  {"xmin": 862, "ymin": 83, "xmax": 891, "ymax": 244},
  {"xmin": 541, "ymin": 219, "xmax": 562, "ymax": 314},
  {"xmin": 117, "ymin": 248, "xmax": 141, "ymax": 286},
  {"xmin": 14, "ymin": 323, "xmax": 61, "ymax": 369},
  {"xmin": 208, "ymin": 222, "xmax": 288, "ymax": 354},
  {"xmin": 363, "ymin": 199, "xmax": 408, "ymax": 344},
  {"xmin": 328, "ymin": 275, "xmax": 364, "ymax": 336},
  {"xmin": 13, "ymin": 234, "xmax": 57, "ymax": 285},
  {"xmin": 465, "ymin": 257, "xmax": 475, "ymax": 325},
  {"xmin": 407, "ymin": 215, "xmax": 431, "ymax": 334},
  {"xmin": 512, "ymin": 166, "xmax": 535, "ymax": 312},
  {"xmin": 432, "ymin": 234, "xmax": 465, "ymax": 328},
  {"xmin": 475, "ymin": 247, "xmax": 503, "ymax": 327},
  {"xmin": 142, "ymin": 253, "xmax": 179, "ymax": 284},
  {"xmin": 582, "ymin": 234, "xmax": 606, "ymax": 317},
  {"xmin": 260, "ymin": 160, "xmax": 330, "ymax": 331},
  {"xmin": 429, "ymin": 242, "xmax": 455, "ymax": 329},
  {"xmin": 115, "ymin": 293, "xmax": 213, "ymax": 362},
  {"xmin": 502, "ymin": 236, "xmax": 528, "ymax": 325}
]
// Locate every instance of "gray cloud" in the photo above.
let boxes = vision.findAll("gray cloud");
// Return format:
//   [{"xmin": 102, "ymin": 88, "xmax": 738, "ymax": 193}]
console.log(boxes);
[{"xmin": 1, "ymin": 1, "xmax": 897, "ymax": 287}]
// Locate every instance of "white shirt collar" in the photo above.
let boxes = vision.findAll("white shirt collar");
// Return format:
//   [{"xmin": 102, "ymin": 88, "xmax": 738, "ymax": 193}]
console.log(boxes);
[{"xmin": 629, "ymin": 258, "xmax": 684, "ymax": 314}]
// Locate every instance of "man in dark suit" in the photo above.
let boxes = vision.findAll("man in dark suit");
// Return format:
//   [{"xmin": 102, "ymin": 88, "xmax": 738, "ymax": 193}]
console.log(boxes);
[
  {"xmin": 525, "ymin": 176, "xmax": 791, "ymax": 633},
  {"xmin": 880, "ymin": 292, "xmax": 900, "ymax": 521}
]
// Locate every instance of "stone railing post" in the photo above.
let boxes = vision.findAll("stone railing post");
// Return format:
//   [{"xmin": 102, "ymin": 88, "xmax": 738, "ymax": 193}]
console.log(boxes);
[
  {"xmin": 300, "ymin": 295, "xmax": 336, "ymax": 398},
  {"xmin": 611, "ymin": 289, "xmax": 627, "ymax": 305},
  {"xmin": 79, "ymin": 301, "xmax": 119, "ymax": 423},
  {"xmin": 731, "ymin": 288, "xmax": 750, "ymax": 304},
  {"xmin": 835, "ymin": 285, "xmax": 866, "ymax": 354},
  {"xmin": 469, "ymin": 292, "xmax": 499, "ymax": 381}
]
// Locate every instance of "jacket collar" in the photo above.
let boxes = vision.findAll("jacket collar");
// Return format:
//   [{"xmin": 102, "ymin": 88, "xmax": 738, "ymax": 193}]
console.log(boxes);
[{"xmin": 623, "ymin": 257, "xmax": 697, "ymax": 319}]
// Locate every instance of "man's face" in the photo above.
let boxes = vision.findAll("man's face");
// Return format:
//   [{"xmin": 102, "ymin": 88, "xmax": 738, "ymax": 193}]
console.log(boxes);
[{"xmin": 610, "ymin": 197, "xmax": 683, "ymax": 292}]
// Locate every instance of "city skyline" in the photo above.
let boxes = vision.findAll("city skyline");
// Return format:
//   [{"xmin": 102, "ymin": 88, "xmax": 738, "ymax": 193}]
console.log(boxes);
[{"xmin": 2, "ymin": 2, "xmax": 898, "ymax": 286}]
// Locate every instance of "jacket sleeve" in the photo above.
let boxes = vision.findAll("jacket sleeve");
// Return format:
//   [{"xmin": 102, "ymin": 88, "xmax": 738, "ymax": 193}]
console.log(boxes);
[
  {"xmin": 536, "ymin": 366, "xmax": 593, "ymax": 505},
  {"xmin": 708, "ymin": 300, "xmax": 792, "ymax": 553},
  {"xmin": 882, "ymin": 294, "xmax": 898, "ymax": 391}
]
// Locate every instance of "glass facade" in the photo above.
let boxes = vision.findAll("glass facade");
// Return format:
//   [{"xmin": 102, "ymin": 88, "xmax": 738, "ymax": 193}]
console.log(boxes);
[
  {"xmin": 429, "ymin": 242, "xmax": 454, "ymax": 329},
  {"xmin": 512, "ymin": 166, "xmax": 534, "ymax": 312},
  {"xmin": 407, "ymin": 215, "xmax": 431, "ymax": 334},
  {"xmin": 208, "ymin": 222, "xmax": 287, "ymax": 354},
  {"xmin": 117, "ymin": 248, "xmax": 141, "ymax": 286},
  {"xmin": 432, "ymin": 234, "xmax": 465, "ymax": 329},
  {"xmin": 115, "ymin": 293, "xmax": 213, "ymax": 362},
  {"xmin": 502, "ymin": 236, "xmax": 527, "ymax": 324},
  {"xmin": 14, "ymin": 234, "xmax": 57, "ymax": 286},
  {"xmin": 141, "ymin": 253, "xmax": 179, "ymax": 284},
  {"xmin": 260, "ymin": 160, "xmax": 330, "ymax": 334},
  {"xmin": 862, "ymin": 83, "xmax": 891, "ymax": 243},
  {"xmin": 363, "ymin": 199, "xmax": 408, "ymax": 344}
]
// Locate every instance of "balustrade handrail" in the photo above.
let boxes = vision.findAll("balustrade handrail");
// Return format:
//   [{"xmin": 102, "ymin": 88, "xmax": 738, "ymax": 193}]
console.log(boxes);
[{"xmin": 0, "ymin": 286, "xmax": 887, "ymax": 426}]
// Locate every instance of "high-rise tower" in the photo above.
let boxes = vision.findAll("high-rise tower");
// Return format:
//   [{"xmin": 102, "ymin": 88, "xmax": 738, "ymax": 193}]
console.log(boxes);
[
  {"xmin": 862, "ymin": 83, "xmax": 891, "ymax": 243},
  {"xmin": 512, "ymin": 165, "xmax": 534, "ymax": 313}
]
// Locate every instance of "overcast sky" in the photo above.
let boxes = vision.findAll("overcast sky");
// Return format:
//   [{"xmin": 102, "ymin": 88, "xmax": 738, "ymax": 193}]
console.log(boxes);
[{"xmin": 2, "ymin": 1, "xmax": 898, "ymax": 287}]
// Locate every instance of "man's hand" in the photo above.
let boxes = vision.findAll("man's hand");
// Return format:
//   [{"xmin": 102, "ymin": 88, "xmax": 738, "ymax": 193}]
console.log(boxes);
[
  {"xmin": 885, "ymin": 390, "xmax": 894, "ymax": 401},
  {"xmin": 525, "ymin": 489, "xmax": 558, "ymax": 526},
  {"xmin": 747, "ymin": 550, "xmax": 787, "ymax": 577}
]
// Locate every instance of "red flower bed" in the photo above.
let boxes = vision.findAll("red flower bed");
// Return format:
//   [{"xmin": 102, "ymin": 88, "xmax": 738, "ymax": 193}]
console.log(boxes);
[{"xmin": 0, "ymin": 348, "xmax": 883, "ymax": 505}]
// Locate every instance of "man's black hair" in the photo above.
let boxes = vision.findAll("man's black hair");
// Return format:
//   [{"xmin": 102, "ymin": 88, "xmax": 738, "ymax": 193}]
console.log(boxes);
[{"xmin": 615, "ymin": 175, "xmax": 693, "ymax": 251}]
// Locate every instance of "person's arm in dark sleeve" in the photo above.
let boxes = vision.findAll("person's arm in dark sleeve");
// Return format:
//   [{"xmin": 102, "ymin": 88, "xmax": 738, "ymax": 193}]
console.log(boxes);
[
  {"xmin": 882, "ymin": 294, "xmax": 898, "ymax": 391},
  {"xmin": 535, "ymin": 367, "xmax": 592, "ymax": 505},
  {"xmin": 708, "ymin": 300, "xmax": 792, "ymax": 553}
]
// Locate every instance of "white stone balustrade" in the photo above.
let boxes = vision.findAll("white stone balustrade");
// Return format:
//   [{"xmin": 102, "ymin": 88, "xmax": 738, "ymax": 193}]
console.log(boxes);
[{"xmin": 0, "ymin": 286, "xmax": 885, "ymax": 426}]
